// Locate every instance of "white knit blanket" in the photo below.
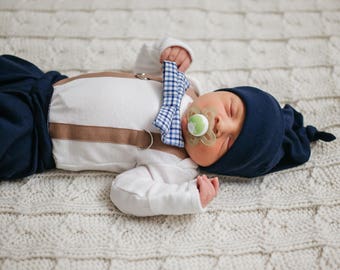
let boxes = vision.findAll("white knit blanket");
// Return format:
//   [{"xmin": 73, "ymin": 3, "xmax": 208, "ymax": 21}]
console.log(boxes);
[{"xmin": 0, "ymin": 1, "xmax": 339, "ymax": 269}]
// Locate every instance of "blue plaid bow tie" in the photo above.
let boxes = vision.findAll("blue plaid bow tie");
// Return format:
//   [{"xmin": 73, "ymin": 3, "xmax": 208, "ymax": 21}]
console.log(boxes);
[{"xmin": 153, "ymin": 61, "xmax": 190, "ymax": 148}]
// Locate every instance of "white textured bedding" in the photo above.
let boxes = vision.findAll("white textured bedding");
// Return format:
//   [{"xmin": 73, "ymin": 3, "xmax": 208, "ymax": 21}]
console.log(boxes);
[{"xmin": 0, "ymin": 1, "xmax": 339, "ymax": 269}]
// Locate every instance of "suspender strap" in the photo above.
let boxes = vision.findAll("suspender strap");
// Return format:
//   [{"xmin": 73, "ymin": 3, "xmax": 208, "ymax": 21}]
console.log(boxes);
[
  {"xmin": 49, "ymin": 123, "xmax": 188, "ymax": 160},
  {"xmin": 52, "ymin": 71, "xmax": 199, "ymax": 101},
  {"xmin": 53, "ymin": 72, "xmax": 163, "ymax": 86}
]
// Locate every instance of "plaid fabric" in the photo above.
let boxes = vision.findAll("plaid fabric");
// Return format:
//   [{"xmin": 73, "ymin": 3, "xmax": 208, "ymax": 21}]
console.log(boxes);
[{"xmin": 153, "ymin": 61, "xmax": 190, "ymax": 148}]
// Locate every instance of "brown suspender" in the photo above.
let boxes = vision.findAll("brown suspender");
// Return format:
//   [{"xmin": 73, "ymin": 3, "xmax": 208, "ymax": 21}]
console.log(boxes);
[
  {"xmin": 52, "ymin": 72, "xmax": 163, "ymax": 86},
  {"xmin": 49, "ymin": 123, "xmax": 188, "ymax": 159},
  {"xmin": 49, "ymin": 72, "xmax": 197, "ymax": 160}
]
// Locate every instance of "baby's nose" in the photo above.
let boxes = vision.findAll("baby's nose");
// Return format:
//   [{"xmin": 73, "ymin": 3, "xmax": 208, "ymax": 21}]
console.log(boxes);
[
  {"xmin": 213, "ymin": 115, "xmax": 223, "ymax": 137},
  {"xmin": 213, "ymin": 114, "xmax": 235, "ymax": 138}
]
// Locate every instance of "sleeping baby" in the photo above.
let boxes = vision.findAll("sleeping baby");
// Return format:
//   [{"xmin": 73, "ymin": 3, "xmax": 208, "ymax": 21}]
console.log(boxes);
[{"xmin": 0, "ymin": 37, "xmax": 335, "ymax": 216}]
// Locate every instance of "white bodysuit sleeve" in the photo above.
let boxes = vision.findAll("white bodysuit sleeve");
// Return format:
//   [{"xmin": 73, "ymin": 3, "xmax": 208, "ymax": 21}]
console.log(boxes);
[
  {"xmin": 110, "ymin": 166, "xmax": 204, "ymax": 216},
  {"xmin": 133, "ymin": 37, "xmax": 194, "ymax": 75}
]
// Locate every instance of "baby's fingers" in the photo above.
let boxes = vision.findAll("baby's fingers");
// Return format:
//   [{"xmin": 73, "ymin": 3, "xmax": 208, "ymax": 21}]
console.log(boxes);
[
  {"xmin": 160, "ymin": 47, "xmax": 171, "ymax": 63},
  {"xmin": 196, "ymin": 175, "xmax": 204, "ymax": 189},
  {"xmin": 200, "ymin": 174, "xmax": 209, "ymax": 180},
  {"xmin": 210, "ymin": 177, "xmax": 219, "ymax": 193},
  {"xmin": 167, "ymin": 47, "xmax": 180, "ymax": 62},
  {"xmin": 178, "ymin": 57, "xmax": 191, "ymax": 72}
]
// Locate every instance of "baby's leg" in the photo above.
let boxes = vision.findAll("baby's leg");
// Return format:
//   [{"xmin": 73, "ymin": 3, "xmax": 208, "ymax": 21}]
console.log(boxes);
[
  {"xmin": 0, "ymin": 90, "xmax": 35, "ymax": 179},
  {"xmin": 0, "ymin": 55, "xmax": 66, "ymax": 180}
]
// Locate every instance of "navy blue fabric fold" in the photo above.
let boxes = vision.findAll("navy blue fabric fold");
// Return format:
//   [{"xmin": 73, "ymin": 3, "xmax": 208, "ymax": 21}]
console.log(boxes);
[{"xmin": 0, "ymin": 55, "xmax": 67, "ymax": 180}]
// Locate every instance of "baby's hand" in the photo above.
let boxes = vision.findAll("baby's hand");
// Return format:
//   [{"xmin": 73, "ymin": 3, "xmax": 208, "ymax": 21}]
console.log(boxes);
[
  {"xmin": 196, "ymin": 175, "xmax": 219, "ymax": 208},
  {"xmin": 160, "ymin": 46, "xmax": 192, "ymax": 72}
]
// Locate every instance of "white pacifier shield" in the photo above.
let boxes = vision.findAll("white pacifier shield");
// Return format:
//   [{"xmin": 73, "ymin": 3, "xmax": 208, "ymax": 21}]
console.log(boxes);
[{"xmin": 188, "ymin": 114, "xmax": 209, "ymax": 137}]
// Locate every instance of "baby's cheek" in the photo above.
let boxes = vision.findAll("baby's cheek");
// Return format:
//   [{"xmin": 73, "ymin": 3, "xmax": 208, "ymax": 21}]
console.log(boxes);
[{"xmin": 185, "ymin": 144, "xmax": 219, "ymax": 167}]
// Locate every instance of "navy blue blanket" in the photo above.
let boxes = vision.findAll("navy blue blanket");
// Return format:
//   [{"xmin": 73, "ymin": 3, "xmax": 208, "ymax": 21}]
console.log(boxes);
[{"xmin": 0, "ymin": 55, "xmax": 67, "ymax": 180}]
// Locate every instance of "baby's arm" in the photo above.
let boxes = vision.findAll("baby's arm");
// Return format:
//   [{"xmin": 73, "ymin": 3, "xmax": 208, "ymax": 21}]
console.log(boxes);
[
  {"xmin": 110, "ymin": 165, "xmax": 204, "ymax": 216},
  {"xmin": 133, "ymin": 37, "xmax": 194, "ymax": 75}
]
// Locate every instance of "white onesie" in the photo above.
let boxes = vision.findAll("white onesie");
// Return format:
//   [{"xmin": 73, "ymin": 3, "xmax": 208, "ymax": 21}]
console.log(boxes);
[{"xmin": 49, "ymin": 37, "xmax": 205, "ymax": 216}]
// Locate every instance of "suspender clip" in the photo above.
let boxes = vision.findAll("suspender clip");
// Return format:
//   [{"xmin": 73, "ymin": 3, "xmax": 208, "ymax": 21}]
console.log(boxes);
[{"xmin": 135, "ymin": 73, "xmax": 150, "ymax": 80}]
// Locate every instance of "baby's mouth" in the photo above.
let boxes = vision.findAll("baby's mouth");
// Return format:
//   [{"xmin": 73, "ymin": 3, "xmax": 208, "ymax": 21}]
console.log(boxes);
[{"xmin": 184, "ymin": 106, "xmax": 217, "ymax": 146}]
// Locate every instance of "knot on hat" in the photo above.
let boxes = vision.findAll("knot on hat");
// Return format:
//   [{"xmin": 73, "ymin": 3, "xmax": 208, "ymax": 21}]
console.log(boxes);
[{"xmin": 306, "ymin": 125, "xmax": 336, "ymax": 142}]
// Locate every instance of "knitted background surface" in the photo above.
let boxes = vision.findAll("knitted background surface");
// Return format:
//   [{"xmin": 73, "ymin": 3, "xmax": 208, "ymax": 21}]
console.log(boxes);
[{"xmin": 0, "ymin": 1, "xmax": 339, "ymax": 269}]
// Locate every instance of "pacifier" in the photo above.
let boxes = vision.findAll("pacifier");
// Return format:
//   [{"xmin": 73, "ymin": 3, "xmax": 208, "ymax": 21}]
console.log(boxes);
[
  {"xmin": 186, "ymin": 107, "xmax": 216, "ymax": 146},
  {"xmin": 188, "ymin": 114, "xmax": 209, "ymax": 137}
]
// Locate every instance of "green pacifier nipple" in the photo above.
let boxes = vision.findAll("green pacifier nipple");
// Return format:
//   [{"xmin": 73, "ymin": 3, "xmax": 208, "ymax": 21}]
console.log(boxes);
[{"xmin": 188, "ymin": 114, "xmax": 209, "ymax": 137}]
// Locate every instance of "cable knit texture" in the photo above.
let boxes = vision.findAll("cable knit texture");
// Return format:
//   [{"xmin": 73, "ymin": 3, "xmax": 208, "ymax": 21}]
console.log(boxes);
[{"xmin": 0, "ymin": 0, "xmax": 339, "ymax": 269}]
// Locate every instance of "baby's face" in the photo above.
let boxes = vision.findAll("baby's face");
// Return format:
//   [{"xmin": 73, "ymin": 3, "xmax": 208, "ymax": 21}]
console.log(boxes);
[{"xmin": 181, "ymin": 91, "xmax": 245, "ymax": 166}]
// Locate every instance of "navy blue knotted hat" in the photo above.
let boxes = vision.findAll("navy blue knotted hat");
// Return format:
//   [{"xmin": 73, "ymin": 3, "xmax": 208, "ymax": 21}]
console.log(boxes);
[{"xmin": 202, "ymin": 86, "xmax": 336, "ymax": 178}]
